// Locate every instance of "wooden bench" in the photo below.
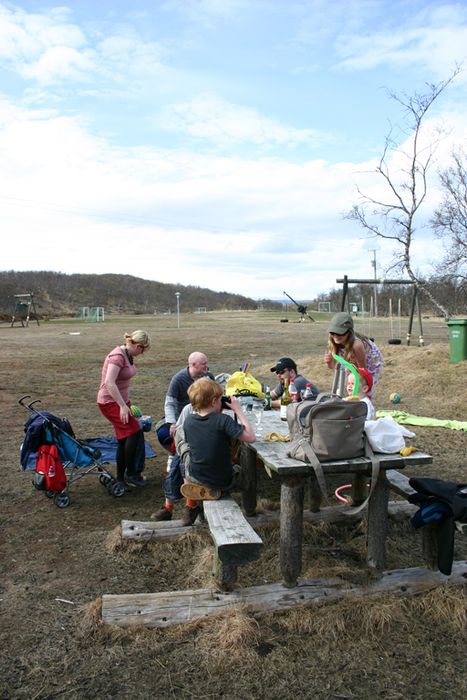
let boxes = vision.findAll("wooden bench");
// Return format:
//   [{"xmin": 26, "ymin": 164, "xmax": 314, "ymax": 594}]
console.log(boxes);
[
  {"xmin": 203, "ymin": 496, "xmax": 263, "ymax": 589},
  {"xmin": 386, "ymin": 469, "xmax": 417, "ymax": 498}
]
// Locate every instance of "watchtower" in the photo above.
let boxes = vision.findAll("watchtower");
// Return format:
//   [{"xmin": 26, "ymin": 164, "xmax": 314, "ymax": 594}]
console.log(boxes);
[{"xmin": 10, "ymin": 293, "xmax": 40, "ymax": 327}]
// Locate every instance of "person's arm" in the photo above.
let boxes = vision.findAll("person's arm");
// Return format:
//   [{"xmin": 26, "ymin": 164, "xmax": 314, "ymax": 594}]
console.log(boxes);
[
  {"xmin": 174, "ymin": 424, "xmax": 191, "ymax": 465},
  {"xmin": 164, "ymin": 393, "xmax": 178, "ymax": 435},
  {"xmin": 104, "ymin": 363, "xmax": 130, "ymax": 424},
  {"xmin": 229, "ymin": 397, "xmax": 255, "ymax": 443},
  {"xmin": 270, "ymin": 382, "xmax": 283, "ymax": 405}
]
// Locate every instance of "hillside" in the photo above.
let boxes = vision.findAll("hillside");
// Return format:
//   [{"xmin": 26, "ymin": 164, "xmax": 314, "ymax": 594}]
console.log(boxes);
[{"xmin": 0, "ymin": 270, "xmax": 281, "ymax": 318}]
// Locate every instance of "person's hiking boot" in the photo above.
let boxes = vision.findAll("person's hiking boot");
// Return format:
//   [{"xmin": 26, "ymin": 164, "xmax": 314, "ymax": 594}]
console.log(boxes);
[
  {"xmin": 125, "ymin": 474, "xmax": 147, "ymax": 488},
  {"xmin": 181, "ymin": 482, "xmax": 221, "ymax": 501},
  {"xmin": 151, "ymin": 506, "xmax": 172, "ymax": 521},
  {"xmin": 182, "ymin": 504, "xmax": 202, "ymax": 526}
]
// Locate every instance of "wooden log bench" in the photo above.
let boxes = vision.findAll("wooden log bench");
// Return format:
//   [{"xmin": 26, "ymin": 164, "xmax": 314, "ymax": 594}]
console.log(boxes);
[
  {"xmin": 120, "ymin": 501, "xmax": 417, "ymax": 543},
  {"xmin": 203, "ymin": 496, "xmax": 263, "ymax": 589},
  {"xmin": 101, "ymin": 560, "xmax": 467, "ymax": 628}
]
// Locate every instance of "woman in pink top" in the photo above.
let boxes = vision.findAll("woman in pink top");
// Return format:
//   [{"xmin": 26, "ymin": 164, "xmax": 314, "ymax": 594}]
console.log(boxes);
[{"xmin": 97, "ymin": 330, "xmax": 150, "ymax": 487}]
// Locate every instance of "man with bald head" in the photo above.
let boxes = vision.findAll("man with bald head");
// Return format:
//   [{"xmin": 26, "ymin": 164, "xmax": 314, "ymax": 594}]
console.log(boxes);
[
  {"xmin": 164, "ymin": 352, "xmax": 210, "ymax": 437},
  {"xmin": 153, "ymin": 351, "xmax": 214, "ymax": 521}
]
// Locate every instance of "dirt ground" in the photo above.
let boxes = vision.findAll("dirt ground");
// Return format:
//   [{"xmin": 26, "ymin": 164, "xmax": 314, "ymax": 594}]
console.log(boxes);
[{"xmin": 0, "ymin": 312, "xmax": 466, "ymax": 700}]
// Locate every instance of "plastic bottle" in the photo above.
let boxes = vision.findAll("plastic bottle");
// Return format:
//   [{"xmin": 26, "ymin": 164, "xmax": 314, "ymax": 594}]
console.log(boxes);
[
  {"xmin": 302, "ymin": 383, "xmax": 313, "ymax": 400},
  {"xmin": 280, "ymin": 379, "xmax": 291, "ymax": 420},
  {"xmin": 289, "ymin": 378, "xmax": 299, "ymax": 403}
]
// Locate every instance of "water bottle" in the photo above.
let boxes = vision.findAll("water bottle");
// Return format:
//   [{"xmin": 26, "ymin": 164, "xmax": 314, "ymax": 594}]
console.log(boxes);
[
  {"xmin": 303, "ymin": 383, "xmax": 313, "ymax": 400},
  {"xmin": 289, "ymin": 379, "xmax": 299, "ymax": 403}
]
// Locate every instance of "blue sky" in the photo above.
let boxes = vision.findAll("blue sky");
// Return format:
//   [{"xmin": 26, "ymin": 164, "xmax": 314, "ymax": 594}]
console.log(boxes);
[{"xmin": 1, "ymin": 0, "xmax": 466, "ymax": 300}]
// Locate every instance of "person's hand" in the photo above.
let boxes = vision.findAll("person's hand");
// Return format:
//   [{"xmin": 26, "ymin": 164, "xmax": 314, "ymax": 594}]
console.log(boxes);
[
  {"xmin": 120, "ymin": 404, "xmax": 130, "ymax": 424},
  {"xmin": 229, "ymin": 396, "xmax": 241, "ymax": 413},
  {"xmin": 169, "ymin": 423, "xmax": 177, "ymax": 437},
  {"xmin": 324, "ymin": 350, "xmax": 333, "ymax": 367}
]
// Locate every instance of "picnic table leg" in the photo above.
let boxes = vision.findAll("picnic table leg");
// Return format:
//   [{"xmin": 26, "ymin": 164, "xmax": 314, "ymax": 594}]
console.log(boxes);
[
  {"xmin": 280, "ymin": 476, "xmax": 305, "ymax": 588},
  {"xmin": 212, "ymin": 551, "xmax": 238, "ymax": 589},
  {"xmin": 422, "ymin": 524, "xmax": 438, "ymax": 569},
  {"xmin": 352, "ymin": 473, "xmax": 368, "ymax": 506},
  {"xmin": 239, "ymin": 443, "xmax": 257, "ymax": 517},
  {"xmin": 366, "ymin": 471, "xmax": 390, "ymax": 572}
]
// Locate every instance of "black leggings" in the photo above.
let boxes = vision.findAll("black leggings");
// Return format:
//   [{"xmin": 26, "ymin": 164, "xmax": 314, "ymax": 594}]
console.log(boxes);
[{"xmin": 116, "ymin": 431, "xmax": 141, "ymax": 481}]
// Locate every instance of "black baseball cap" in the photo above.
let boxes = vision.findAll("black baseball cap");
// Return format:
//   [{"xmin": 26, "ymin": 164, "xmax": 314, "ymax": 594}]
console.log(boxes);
[{"xmin": 270, "ymin": 357, "xmax": 297, "ymax": 373}]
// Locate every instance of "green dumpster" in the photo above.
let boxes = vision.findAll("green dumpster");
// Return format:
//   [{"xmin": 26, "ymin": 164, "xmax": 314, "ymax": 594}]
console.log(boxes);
[{"xmin": 446, "ymin": 319, "xmax": 467, "ymax": 363}]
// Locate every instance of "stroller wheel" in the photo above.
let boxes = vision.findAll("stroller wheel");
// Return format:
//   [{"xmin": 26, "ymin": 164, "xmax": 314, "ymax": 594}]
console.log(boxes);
[
  {"xmin": 45, "ymin": 490, "xmax": 55, "ymax": 499},
  {"xmin": 54, "ymin": 492, "xmax": 70, "ymax": 508},
  {"xmin": 109, "ymin": 481, "xmax": 125, "ymax": 498},
  {"xmin": 99, "ymin": 474, "xmax": 111, "ymax": 487}
]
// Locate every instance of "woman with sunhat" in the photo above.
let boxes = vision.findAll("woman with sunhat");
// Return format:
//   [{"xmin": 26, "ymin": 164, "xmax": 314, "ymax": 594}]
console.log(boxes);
[{"xmin": 324, "ymin": 312, "xmax": 383, "ymax": 393}]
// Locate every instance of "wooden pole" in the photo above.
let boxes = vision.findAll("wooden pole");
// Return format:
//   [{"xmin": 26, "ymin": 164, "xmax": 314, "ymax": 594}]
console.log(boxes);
[
  {"xmin": 280, "ymin": 476, "xmax": 305, "ymax": 587},
  {"xmin": 240, "ymin": 444, "xmax": 257, "ymax": 517},
  {"xmin": 366, "ymin": 472, "xmax": 390, "ymax": 572}
]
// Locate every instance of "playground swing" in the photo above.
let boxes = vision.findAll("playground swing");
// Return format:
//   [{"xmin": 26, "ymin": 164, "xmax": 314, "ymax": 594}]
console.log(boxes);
[{"xmin": 387, "ymin": 298, "xmax": 402, "ymax": 345}]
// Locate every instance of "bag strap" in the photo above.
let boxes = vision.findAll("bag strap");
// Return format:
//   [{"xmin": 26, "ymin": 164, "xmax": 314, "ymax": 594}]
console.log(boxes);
[
  {"xmin": 297, "ymin": 438, "xmax": 381, "ymax": 514},
  {"xmin": 297, "ymin": 439, "xmax": 329, "ymax": 504},
  {"xmin": 345, "ymin": 439, "xmax": 381, "ymax": 515}
]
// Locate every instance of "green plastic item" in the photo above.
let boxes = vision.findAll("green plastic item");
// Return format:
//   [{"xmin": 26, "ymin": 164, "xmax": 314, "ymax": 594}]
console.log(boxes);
[
  {"xmin": 446, "ymin": 319, "xmax": 467, "ymax": 363},
  {"xmin": 332, "ymin": 354, "xmax": 360, "ymax": 396}
]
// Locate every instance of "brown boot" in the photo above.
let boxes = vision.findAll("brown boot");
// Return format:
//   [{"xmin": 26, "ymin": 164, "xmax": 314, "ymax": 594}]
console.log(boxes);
[
  {"xmin": 151, "ymin": 506, "xmax": 172, "ymax": 521},
  {"xmin": 182, "ymin": 504, "xmax": 202, "ymax": 526}
]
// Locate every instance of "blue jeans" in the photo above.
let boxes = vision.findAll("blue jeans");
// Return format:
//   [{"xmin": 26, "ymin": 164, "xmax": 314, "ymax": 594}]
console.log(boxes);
[{"xmin": 163, "ymin": 454, "xmax": 185, "ymax": 501}]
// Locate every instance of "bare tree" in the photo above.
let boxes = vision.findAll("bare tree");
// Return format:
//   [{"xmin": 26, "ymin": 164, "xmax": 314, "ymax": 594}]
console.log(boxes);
[
  {"xmin": 346, "ymin": 70, "xmax": 461, "ymax": 320},
  {"xmin": 430, "ymin": 148, "xmax": 467, "ymax": 286}
]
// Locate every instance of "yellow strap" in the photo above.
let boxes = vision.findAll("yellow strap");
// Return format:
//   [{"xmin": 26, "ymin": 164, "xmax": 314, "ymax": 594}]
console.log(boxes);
[{"xmin": 264, "ymin": 432, "xmax": 290, "ymax": 442}]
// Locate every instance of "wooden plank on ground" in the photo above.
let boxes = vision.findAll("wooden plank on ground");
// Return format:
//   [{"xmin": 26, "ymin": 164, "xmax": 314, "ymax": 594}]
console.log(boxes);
[
  {"xmin": 101, "ymin": 560, "xmax": 467, "ymax": 628},
  {"xmin": 121, "ymin": 502, "xmax": 416, "ymax": 541},
  {"xmin": 121, "ymin": 519, "xmax": 201, "ymax": 541}
]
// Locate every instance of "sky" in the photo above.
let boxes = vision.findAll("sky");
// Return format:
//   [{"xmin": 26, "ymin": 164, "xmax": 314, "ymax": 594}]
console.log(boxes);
[{"xmin": 1, "ymin": 0, "xmax": 467, "ymax": 301}]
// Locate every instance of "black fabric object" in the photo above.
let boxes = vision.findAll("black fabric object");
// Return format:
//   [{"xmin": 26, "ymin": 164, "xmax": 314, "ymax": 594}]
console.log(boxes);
[{"xmin": 408, "ymin": 477, "xmax": 467, "ymax": 576}]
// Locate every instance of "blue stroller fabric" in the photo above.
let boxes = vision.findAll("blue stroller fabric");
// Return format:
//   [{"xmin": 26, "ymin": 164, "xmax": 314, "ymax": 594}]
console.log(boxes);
[
  {"xmin": 21, "ymin": 436, "xmax": 156, "ymax": 471},
  {"xmin": 20, "ymin": 411, "xmax": 74, "ymax": 470}
]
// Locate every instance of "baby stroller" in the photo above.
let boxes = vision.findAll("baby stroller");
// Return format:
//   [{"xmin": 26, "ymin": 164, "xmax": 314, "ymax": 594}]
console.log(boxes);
[{"xmin": 19, "ymin": 395, "xmax": 125, "ymax": 508}]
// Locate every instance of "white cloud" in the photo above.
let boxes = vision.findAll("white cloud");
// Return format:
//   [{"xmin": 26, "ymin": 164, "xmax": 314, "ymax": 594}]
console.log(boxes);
[
  {"xmin": 335, "ymin": 5, "xmax": 467, "ymax": 80},
  {"xmin": 158, "ymin": 94, "xmax": 333, "ymax": 149},
  {"xmin": 0, "ymin": 92, "xmax": 449, "ymax": 298}
]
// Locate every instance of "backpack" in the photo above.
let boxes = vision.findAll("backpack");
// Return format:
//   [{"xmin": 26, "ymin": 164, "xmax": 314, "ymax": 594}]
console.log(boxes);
[
  {"xmin": 34, "ymin": 444, "xmax": 67, "ymax": 492},
  {"xmin": 286, "ymin": 393, "xmax": 367, "ymax": 462},
  {"xmin": 286, "ymin": 394, "xmax": 379, "ymax": 509}
]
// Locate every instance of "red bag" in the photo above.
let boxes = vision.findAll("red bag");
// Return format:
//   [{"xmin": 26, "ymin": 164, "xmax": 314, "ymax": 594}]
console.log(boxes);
[{"xmin": 35, "ymin": 444, "xmax": 67, "ymax": 492}]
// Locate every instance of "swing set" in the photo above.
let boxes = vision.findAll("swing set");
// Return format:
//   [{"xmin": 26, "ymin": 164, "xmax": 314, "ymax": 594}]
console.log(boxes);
[{"xmin": 336, "ymin": 276, "xmax": 424, "ymax": 346}]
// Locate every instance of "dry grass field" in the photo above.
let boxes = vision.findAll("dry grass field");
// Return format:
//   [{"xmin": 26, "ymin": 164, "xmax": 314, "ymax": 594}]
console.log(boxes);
[{"xmin": 1, "ymin": 311, "xmax": 466, "ymax": 699}]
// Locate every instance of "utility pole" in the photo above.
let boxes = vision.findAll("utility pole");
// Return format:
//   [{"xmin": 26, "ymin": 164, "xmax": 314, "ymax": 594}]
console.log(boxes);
[
  {"xmin": 370, "ymin": 250, "xmax": 378, "ymax": 317},
  {"xmin": 175, "ymin": 292, "xmax": 180, "ymax": 329}
]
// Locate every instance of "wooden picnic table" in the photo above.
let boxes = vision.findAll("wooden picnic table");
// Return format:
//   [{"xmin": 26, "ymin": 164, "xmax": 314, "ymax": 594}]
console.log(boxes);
[{"xmin": 239, "ymin": 409, "xmax": 433, "ymax": 587}]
